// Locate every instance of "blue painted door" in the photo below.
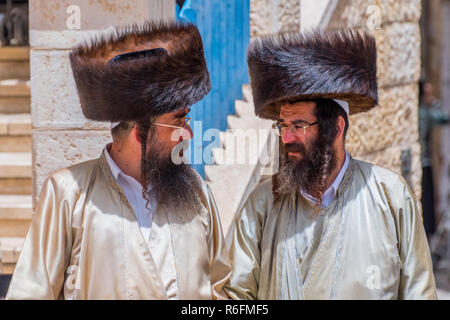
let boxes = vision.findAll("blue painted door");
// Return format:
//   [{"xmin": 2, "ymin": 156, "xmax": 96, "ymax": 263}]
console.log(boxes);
[{"xmin": 176, "ymin": 0, "xmax": 250, "ymax": 177}]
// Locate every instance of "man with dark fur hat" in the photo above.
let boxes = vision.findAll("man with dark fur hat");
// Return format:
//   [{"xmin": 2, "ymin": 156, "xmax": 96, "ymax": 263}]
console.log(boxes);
[
  {"xmin": 224, "ymin": 30, "xmax": 436, "ymax": 299},
  {"xmin": 7, "ymin": 21, "xmax": 231, "ymax": 300}
]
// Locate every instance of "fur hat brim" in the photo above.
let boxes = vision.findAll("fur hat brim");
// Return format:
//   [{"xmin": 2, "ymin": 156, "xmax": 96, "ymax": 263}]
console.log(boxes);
[
  {"xmin": 70, "ymin": 20, "xmax": 211, "ymax": 122},
  {"xmin": 247, "ymin": 29, "xmax": 378, "ymax": 120}
]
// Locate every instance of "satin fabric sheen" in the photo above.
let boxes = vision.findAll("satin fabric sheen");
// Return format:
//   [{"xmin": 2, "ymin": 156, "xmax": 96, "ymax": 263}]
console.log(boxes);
[
  {"xmin": 224, "ymin": 156, "xmax": 437, "ymax": 300},
  {"xmin": 7, "ymin": 150, "xmax": 231, "ymax": 300}
]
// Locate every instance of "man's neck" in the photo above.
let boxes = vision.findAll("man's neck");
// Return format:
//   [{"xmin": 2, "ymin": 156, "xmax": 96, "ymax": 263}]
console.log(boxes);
[
  {"xmin": 324, "ymin": 147, "xmax": 346, "ymax": 192},
  {"xmin": 108, "ymin": 143, "xmax": 142, "ymax": 183}
]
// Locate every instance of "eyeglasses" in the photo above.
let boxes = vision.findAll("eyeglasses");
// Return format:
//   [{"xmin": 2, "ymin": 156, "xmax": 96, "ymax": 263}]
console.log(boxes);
[
  {"xmin": 153, "ymin": 117, "xmax": 191, "ymax": 130},
  {"xmin": 272, "ymin": 120, "xmax": 319, "ymax": 136}
]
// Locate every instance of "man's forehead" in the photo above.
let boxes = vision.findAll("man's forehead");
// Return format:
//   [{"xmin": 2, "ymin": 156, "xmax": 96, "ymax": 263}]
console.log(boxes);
[
  {"xmin": 171, "ymin": 107, "xmax": 190, "ymax": 115},
  {"xmin": 279, "ymin": 101, "xmax": 316, "ymax": 118},
  {"xmin": 159, "ymin": 107, "xmax": 190, "ymax": 119}
]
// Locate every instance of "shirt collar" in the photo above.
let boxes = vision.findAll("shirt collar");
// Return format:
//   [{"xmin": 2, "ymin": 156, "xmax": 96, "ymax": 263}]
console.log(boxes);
[
  {"xmin": 328, "ymin": 150, "xmax": 349, "ymax": 197},
  {"xmin": 103, "ymin": 145, "xmax": 153, "ymax": 192},
  {"xmin": 104, "ymin": 146, "xmax": 122, "ymax": 182}
]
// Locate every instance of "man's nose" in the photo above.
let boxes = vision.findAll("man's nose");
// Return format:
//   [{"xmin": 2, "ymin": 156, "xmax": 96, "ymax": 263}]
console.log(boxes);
[{"xmin": 281, "ymin": 128, "xmax": 298, "ymax": 144}]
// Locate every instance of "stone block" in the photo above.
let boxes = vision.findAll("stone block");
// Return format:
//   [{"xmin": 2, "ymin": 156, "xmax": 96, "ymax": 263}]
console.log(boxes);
[
  {"xmin": 347, "ymin": 83, "xmax": 419, "ymax": 156},
  {"xmin": 327, "ymin": 0, "xmax": 421, "ymax": 30},
  {"xmin": 29, "ymin": 0, "xmax": 174, "ymax": 49},
  {"xmin": 32, "ymin": 130, "xmax": 112, "ymax": 207},
  {"xmin": 30, "ymin": 50, "xmax": 108, "ymax": 130},
  {"xmin": 374, "ymin": 22, "xmax": 421, "ymax": 88},
  {"xmin": 354, "ymin": 142, "xmax": 422, "ymax": 200},
  {"xmin": 277, "ymin": 0, "xmax": 301, "ymax": 33},
  {"xmin": 250, "ymin": 0, "xmax": 300, "ymax": 38}
]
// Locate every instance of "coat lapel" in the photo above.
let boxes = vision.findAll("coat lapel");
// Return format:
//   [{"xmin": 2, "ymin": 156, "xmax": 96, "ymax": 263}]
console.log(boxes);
[
  {"xmin": 99, "ymin": 152, "xmax": 167, "ymax": 299},
  {"xmin": 301, "ymin": 159, "xmax": 355, "ymax": 299}
]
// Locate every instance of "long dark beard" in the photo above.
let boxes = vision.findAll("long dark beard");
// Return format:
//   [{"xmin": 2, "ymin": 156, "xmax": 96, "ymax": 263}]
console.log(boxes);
[
  {"xmin": 137, "ymin": 119, "xmax": 203, "ymax": 213},
  {"xmin": 273, "ymin": 134, "xmax": 337, "ymax": 205}
]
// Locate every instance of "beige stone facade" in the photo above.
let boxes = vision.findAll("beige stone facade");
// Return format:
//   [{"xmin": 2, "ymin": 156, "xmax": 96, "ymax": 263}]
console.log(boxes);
[
  {"xmin": 250, "ymin": 0, "xmax": 300, "ymax": 37},
  {"xmin": 325, "ymin": 0, "xmax": 423, "ymax": 199}
]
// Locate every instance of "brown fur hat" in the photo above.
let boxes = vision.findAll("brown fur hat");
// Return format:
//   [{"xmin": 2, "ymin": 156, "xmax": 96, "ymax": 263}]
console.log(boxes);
[
  {"xmin": 69, "ymin": 20, "xmax": 210, "ymax": 122},
  {"xmin": 247, "ymin": 29, "xmax": 378, "ymax": 120}
]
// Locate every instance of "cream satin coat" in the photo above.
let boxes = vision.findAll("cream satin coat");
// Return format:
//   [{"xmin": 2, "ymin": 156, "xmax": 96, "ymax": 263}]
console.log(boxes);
[
  {"xmin": 7, "ymin": 151, "xmax": 231, "ymax": 300},
  {"xmin": 225, "ymin": 157, "xmax": 437, "ymax": 300}
]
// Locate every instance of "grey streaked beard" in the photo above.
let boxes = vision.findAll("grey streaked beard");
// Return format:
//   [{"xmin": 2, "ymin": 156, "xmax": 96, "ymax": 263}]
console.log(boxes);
[{"xmin": 274, "ymin": 137, "xmax": 337, "ymax": 202}]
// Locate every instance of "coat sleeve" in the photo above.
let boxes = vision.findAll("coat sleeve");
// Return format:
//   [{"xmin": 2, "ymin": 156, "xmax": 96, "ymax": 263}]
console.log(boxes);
[
  {"xmin": 205, "ymin": 185, "xmax": 232, "ymax": 300},
  {"xmin": 223, "ymin": 190, "xmax": 264, "ymax": 300},
  {"xmin": 6, "ymin": 175, "xmax": 73, "ymax": 300},
  {"xmin": 395, "ymin": 179, "xmax": 437, "ymax": 300}
]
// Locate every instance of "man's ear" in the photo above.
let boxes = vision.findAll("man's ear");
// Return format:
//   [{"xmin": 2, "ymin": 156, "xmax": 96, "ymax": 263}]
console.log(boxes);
[
  {"xmin": 337, "ymin": 116, "xmax": 346, "ymax": 138},
  {"xmin": 132, "ymin": 124, "xmax": 140, "ymax": 143}
]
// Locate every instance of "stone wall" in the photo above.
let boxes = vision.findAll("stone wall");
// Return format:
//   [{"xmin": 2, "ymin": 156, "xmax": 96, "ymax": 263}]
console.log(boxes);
[
  {"xmin": 326, "ymin": 0, "xmax": 423, "ymax": 199},
  {"xmin": 30, "ymin": 0, "xmax": 174, "ymax": 207},
  {"xmin": 250, "ymin": 0, "xmax": 300, "ymax": 37}
]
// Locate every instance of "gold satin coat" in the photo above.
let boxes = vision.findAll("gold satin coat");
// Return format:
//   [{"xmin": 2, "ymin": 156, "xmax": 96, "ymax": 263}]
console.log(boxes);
[
  {"xmin": 225, "ymin": 157, "xmax": 437, "ymax": 300},
  {"xmin": 7, "ymin": 151, "xmax": 231, "ymax": 300}
]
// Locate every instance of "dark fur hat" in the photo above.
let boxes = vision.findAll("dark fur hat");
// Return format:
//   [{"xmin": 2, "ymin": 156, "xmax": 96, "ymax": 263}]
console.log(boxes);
[
  {"xmin": 247, "ymin": 29, "xmax": 378, "ymax": 120},
  {"xmin": 69, "ymin": 20, "xmax": 211, "ymax": 122}
]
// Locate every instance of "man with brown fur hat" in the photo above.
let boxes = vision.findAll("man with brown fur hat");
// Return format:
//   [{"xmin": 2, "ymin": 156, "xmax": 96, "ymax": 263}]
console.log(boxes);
[
  {"xmin": 7, "ymin": 21, "xmax": 231, "ymax": 300},
  {"xmin": 224, "ymin": 30, "xmax": 436, "ymax": 299}
]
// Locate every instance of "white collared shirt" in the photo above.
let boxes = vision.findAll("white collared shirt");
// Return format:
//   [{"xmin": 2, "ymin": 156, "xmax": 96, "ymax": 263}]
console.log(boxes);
[
  {"xmin": 104, "ymin": 148, "xmax": 155, "ymax": 242},
  {"xmin": 104, "ymin": 147, "xmax": 180, "ymax": 299},
  {"xmin": 300, "ymin": 151, "xmax": 349, "ymax": 209}
]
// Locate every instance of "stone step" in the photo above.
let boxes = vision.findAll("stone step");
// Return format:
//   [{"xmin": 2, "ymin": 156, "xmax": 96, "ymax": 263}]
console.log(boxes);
[
  {"xmin": 0, "ymin": 153, "xmax": 32, "ymax": 179},
  {"xmin": 227, "ymin": 114, "xmax": 247, "ymax": 130},
  {"xmin": 211, "ymin": 136, "xmax": 262, "ymax": 166},
  {"xmin": 0, "ymin": 80, "xmax": 31, "ymax": 114},
  {"xmin": 0, "ymin": 114, "xmax": 31, "ymax": 136},
  {"xmin": 0, "ymin": 177, "xmax": 32, "ymax": 195},
  {"xmin": 242, "ymin": 84, "xmax": 253, "ymax": 104},
  {"xmin": 0, "ymin": 135, "xmax": 32, "ymax": 153},
  {"xmin": 204, "ymin": 84, "xmax": 274, "ymax": 233},
  {"xmin": 0, "ymin": 80, "xmax": 30, "ymax": 97},
  {"xmin": 205, "ymin": 164, "xmax": 257, "ymax": 233},
  {"xmin": 0, "ymin": 237, "xmax": 25, "ymax": 274},
  {"xmin": 0, "ymin": 97, "xmax": 30, "ymax": 114},
  {"xmin": 227, "ymin": 114, "xmax": 273, "ymax": 131},
  {"xmin": 0, "ymin": 47, "xmax": 30, "ymax": 61},
  {"xmin": 234, "ymin": 99, "xmax": 255, "ymax": 118},
  {"xmin": 0, "ymin": 237, "xmax": 25, "ymax": 264},
  {"xmin": 0, "ymin": 195, "xmax": 32, "ymax": 238},
  {"xmin": 0, "ymin": 62, "xmax": 30, "ymax": 81},
  {"xmin": 218, "ymin": 131, "xmax": 226, "ymax": 148}
]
